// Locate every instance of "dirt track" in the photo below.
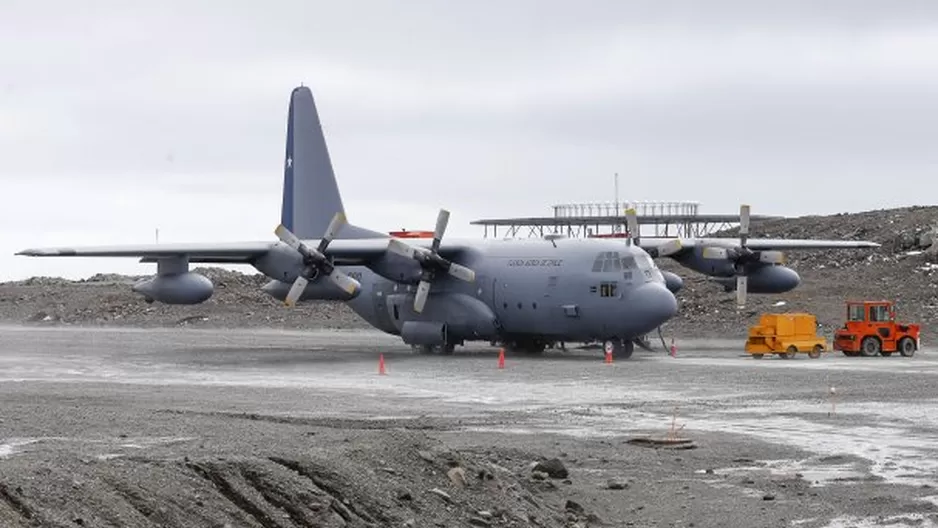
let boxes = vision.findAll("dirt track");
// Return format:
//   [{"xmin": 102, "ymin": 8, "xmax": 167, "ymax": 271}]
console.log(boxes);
[{"xmin": 1, "ymin": 326, "xmax": 937, "ymax": 527}]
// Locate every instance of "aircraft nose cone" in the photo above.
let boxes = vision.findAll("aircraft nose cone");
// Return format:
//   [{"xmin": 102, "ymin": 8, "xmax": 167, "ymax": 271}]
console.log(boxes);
[{"xmin": 628, "ymin": 282, "xmax": 678, "ymax": 334}]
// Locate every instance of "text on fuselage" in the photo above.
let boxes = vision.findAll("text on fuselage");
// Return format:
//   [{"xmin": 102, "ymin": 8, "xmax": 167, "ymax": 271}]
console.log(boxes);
[{"xmin": 507, "ymin": 259, "xmax": 564, "ymax": 267}]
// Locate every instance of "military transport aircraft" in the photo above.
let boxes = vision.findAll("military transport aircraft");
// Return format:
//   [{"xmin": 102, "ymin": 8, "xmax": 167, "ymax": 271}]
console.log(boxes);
[
  {"xmin": 17, "ymin": 85, "xmax": 880, "ymax": 359},
  {"xmin": 17, "ymin": 85, "xmax": 681, "ymax": 359}
]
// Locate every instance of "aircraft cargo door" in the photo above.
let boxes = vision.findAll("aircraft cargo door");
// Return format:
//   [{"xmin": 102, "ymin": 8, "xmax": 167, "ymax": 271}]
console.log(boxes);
[{"xmin": 493, "ymin": 273, "xmax": 563, "ymax": 336}]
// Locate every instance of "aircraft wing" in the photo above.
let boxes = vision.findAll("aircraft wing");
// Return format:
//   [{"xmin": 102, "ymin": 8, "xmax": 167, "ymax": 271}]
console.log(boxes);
[
  {"xmin": 637, "ymin": 237, "xmax": 880, "ymax": 256},
  {"xmin": 16, "ymin": 242, "xmax": 276, "ymax": 262},
  {"xmin": 703, "ymin": 238, "xmax": 881, "ymax": 250},
  {"xmin": 15, "ymin": 238, "xmax": 472, "ymax": 264}
]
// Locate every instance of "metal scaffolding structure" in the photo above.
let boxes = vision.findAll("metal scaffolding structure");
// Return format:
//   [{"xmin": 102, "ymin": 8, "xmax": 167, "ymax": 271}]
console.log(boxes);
[{"xmin": 471, "ymin": 200, "xmax": 780, "ymax": 239}]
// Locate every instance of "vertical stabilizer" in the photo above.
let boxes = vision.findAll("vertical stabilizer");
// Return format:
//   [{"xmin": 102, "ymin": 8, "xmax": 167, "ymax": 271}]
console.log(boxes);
[{"xmin": 280, "ymin": 86, "xmax": 383, "ymax": 239}]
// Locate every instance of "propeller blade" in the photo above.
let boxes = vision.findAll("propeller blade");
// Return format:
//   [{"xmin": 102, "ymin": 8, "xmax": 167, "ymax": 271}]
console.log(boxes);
[
  {"xmin": 757, "ymin": 250, "xmax": 785, "ymax": 265},
  {"xmin": 284, "ymin": 275, "xmax": 309, "ymax": 307},
  {"xmin": 414, "ymin": 280, "xmax": 432, "ymax": 313},
  {"xmin": 326, "ymin": 268, "xmax": 360, "ymax": 295},
  {"xmin": 657, "ymin": 239, "xmax": 683, "ymax": 257},
  {"xmin": 317, "ymin": 211, "xmax": 347, "ymax": 253},
  {"xmin": 625, "ymin": 208, "xmax": 639, "ymax": 245},
  {"xmin": 387, "ymin": 238, "xmax": 418, "ymax": 259},
  {"xmin": 433, "ymin": 209, "xmax": 450, "ymax": 251},
  {"xmin": 739, "ymin": 204, "xmax": 750, "ymax": 247},
  {"xmin": 274, "ymin": 224, "xmax": 302, "ymax": 251},
  {"xmin": 447, "ymin": 262, "xmax": 476, "ymax": 282},
  {"xmin": 702, "ymin": 247, "xmax": 730, "ymax": 259},
  {"xmin": 736, "ymin": 275, "xmax": 747, "ymax": 309}
]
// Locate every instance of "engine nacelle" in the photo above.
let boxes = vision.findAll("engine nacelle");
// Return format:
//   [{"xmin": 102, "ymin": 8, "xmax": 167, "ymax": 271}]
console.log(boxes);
[
  {"xmin": 661, "ymin": 270, "xmax": 684, "ymax": 293},
  {"xmin": 713, "ymin": 265, "xmax": 801, "ymax": 294},
  {"xmin": 261, "ymin": 278, "xmax": 359, "ymax": 302},
  {"xmin": 131, "ymin": 272, "xmax": 214, "ymax": 305}
]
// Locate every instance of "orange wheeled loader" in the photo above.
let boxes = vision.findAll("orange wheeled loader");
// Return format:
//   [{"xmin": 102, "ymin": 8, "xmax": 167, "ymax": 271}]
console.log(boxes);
[{"xmin": 833, "ymin": 300, "xmax": 920, "ymax": 357}]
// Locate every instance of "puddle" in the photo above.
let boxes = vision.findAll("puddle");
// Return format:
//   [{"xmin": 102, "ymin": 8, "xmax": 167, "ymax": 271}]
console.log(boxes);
[
  {"xmin": 697, "ymin": 458, "xmax": 867, "ymax": 487},
  {"xmin": 820, "ymin": 514, "xmax": 938, "ymax": 528},
  {"xmin": 0, "ymin": 438, "xmax": 43, "ymax": 458}
]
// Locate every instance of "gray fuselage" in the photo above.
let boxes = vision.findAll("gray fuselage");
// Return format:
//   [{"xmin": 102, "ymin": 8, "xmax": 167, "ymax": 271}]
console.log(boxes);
[{"xmin": 263, "ymin": 236, "xmax": 678, "ymax": 346}]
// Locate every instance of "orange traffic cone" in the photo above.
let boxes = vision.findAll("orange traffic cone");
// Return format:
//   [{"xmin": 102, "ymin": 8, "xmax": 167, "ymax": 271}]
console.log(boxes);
[
  {"xmin": 378, "ymin": 353, "xmax": 387, "ymax": 375},
  {"xmin": 497, "ymin": 348, "xmax": 505, "ymax": 369}
]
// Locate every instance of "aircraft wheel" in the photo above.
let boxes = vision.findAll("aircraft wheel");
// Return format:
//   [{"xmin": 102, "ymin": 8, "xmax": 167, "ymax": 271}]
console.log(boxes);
[
  {"xmin": 899, "ymin": 337, "xmax": 916, "ymax": 357},
  {"xmin": 860, "ymin": 336, "xmax": 881, "ymax": 357},
  {"xmin": 413, "ymin": 345, "xmax": 434, "ymax": 355},
  {"xmin": 809, "ymin": 345, "xmax": 823, "ymax": 359}
]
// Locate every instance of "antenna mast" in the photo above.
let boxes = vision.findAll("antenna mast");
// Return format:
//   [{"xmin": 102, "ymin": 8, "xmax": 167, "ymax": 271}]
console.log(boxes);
[{"xmin": 614, "ymin": 172, "xmax": 620, "ymax": 234}]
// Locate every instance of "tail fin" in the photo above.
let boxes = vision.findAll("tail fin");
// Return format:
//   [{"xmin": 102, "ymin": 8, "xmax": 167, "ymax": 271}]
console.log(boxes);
[{"xmin": 280, "ymin": 86, "xmax": 384, "ymax": 239}]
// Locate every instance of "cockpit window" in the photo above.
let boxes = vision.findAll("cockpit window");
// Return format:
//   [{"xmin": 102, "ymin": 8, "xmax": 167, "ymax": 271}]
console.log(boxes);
[
  {"xmin": 620, "ymin": 255, "xmax": 636, "ymax": 269},
  {"xmin": 634, "ymin": 252, "xmax": 655, "ymax": 269},
  {"xmin": 592, "ymin": 251, "xmax": 627, "ymax": 272}
]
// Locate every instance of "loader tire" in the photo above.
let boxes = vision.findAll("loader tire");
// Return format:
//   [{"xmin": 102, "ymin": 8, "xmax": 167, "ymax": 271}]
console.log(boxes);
[
  {"xmin": 899, "ymin": 337, "xmax": 916, "ymax": 357},
  {"xmin": 861, "ymin": 336, "xmax": 881, "ymax": 357}
]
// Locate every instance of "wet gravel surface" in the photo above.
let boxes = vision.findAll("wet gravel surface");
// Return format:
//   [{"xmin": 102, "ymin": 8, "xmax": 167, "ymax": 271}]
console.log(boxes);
[{"xmin": 1, "ymin": 326, "xmax": 938, "ymax": 527}]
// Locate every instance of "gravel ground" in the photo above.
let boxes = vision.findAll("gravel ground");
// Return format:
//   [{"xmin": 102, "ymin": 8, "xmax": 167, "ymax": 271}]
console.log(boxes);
[{"xmin": 1, "ymin": 326, "xmax": 937, "ymax": 527}]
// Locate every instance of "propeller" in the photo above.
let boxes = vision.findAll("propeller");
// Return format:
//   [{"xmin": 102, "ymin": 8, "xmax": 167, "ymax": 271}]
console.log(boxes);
[
  {"xmin": 624, "ymin": 208, "xmax": 683, "ymax": 257},
  {"xmin": 386, "ymin": 208, "xmax": 476, "ymax": 313},
  {"xmin": 274, "ymin": 212, "xmax": 362, "ymax": 306},
  {"xmin": 701, "ymin": 204, "xmax": 784, "ymax": 309}
]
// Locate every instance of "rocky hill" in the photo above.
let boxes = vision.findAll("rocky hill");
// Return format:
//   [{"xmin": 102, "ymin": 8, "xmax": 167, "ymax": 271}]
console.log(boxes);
[{"xmin": 2, "ymin": 205, "xmax": 938, "ymax": 343}]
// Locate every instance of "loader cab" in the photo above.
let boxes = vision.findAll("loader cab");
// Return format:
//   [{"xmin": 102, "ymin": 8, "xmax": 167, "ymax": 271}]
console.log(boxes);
[{"xmin": 846, "ymin": 301, "xmax": 895, "ymax": 323}]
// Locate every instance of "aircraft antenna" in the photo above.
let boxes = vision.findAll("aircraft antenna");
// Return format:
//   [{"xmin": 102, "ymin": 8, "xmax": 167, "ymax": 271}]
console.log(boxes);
[{"xmin": 155, "ymin": 228, "xmax": 159, "ymax": 244}]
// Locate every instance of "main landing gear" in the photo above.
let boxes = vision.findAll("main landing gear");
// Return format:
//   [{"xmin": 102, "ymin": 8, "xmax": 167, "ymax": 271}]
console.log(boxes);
[{"xmin": 412, "ymin": 344, "xmax": 456, "ymax": 355}]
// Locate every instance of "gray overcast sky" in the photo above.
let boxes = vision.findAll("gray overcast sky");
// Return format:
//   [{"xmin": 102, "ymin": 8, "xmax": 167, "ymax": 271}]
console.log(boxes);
[{"xmin": 2, "ymin": 1, "xmax": 938, "ymax": 279}]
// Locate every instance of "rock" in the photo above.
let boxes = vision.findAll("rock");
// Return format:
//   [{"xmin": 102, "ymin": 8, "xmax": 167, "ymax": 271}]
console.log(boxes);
[
  {"xmin": 565, "ymin": 500, "xmax": 585, "ymax": 514},
  {"xmin": 447, "ymin": 466, "xmax": 468, "ymax": 489},
  {"xmin": 532, "ymin": 458, "xmax": 568, "ymax": 479},
  {"xmin": 606, "ymin": 478, "xmax": 628, "ymax": 490},
  {"xmin": 428, "ymin": 488, "xmax": 451, "ymax": 502},
  {"xmin": 468, "ymin": 517, "xmax": 491, "ymax": 527}
]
